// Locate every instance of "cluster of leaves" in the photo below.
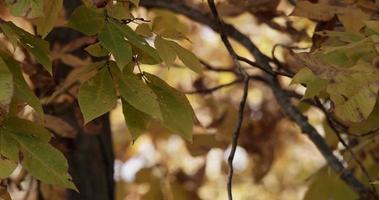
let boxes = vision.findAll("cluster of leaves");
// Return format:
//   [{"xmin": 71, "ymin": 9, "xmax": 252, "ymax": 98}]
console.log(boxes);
[
  {"xmin": 0, "ymin": 0, "xmax": 202, "ymax": 190},
  {"xmin": 290, "ymin": 0, "xmax": 379, "ymax": 199},
  {"xmin": 291, "ymin": 0, "xmax": 379, "ymax": 133}
]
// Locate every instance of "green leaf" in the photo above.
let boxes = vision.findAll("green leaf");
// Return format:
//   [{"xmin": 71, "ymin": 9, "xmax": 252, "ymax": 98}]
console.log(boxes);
[
  {"xmin": 121, "ymin": 98, "xmax": 151, "ymax": 140},
  {"xmin": 0, "ymin": 57, "xmax": 13, "ymax": 106},
  {"xmin": 171, "ymin": 42, "xmax": 202, "ymax": 73},
  {"xmin": 98, "ymin": 21, "xmax": 132, "ymax": 70},
  {"xmin": 135, "ymin": 23, "xmax": 153, "ymax": 37},
  {"xmin": 7, "ymin": 0, "xmax": 44, "ymax": 18},
  {"xmin": 68, "ymin": 5, "xmax": 105, "ymax": 36},
  {"xmin": 0, "ymin": 23, "xmax": 19, "ymax": 50},
  {"xmin": 0, "ymin": 54, "xmax": 43, "ymax": 116},
  {"xmin": 78, "ymin": 67, "xmax": 118, "ymax": 124},
  {"xmin": 154, "ymin": 36, "xmax": 176, "ymax": 66},
  {"xmin": 145, "ymin": 73, "xmax": 193, "ymax": 141},
  {"xmin": 85, "ymin": 43, "xmax": 109, "ymax": 57},
  {"xmin": 0, "ymin": 158, "xmax": 17, "ymax": 179},
  {"xmin": 0, "ymin": 132, "xmax": 19, "ymax": 161},
  {"xmin": 111, "ymin": 20, "xmax": 160, "ymax": 65},
  {"xmin": 35, "ymin": 0, "xmax": 63, "ymax": 38},
  {"xmin": 2, "ymin": 117, "xmax": 51, "ymax": 142},
  {"xmin": 0, "ymin": 118, "xmax": 76, "ymax": 190},
  {"xmin": 0, "ymin": 22, "xmax": 52, "ymax": 74},
  {"xmin": 109, "ymin": 63, "xmax": 162, "ymax": 120}
]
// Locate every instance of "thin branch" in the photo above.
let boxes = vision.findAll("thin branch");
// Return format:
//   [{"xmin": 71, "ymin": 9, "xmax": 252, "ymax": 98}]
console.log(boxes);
[
  {"xmin": 206, "ymin": 0, "xmax": 250, "ymax": 199},
  {"xmin": 185, "ymin": 79, "xmax": 243, "ymax": 94}
]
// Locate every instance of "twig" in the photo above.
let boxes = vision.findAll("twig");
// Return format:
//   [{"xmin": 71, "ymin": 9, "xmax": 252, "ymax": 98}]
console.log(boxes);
[
  {"xmin": 186, "ymin": 79, "xmax": 243, "ymax": 94},
  {"xmin": 227, "ymin": 78, "xmax": 249, "ymax": 200},
  {"xmin": 206, "ymin": 1, "xmax": 250, "ymax": 199}
]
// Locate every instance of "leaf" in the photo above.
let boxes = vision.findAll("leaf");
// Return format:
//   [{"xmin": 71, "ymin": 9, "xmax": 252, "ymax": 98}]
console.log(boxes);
[
  {"xmin": 291, "ymin": 1, "xmax": 338, "ymax": 21},
  {"xmin": 337, "ymin": 8, "xmax": 370, "ymax": 32},
  {"xmin": 3, "ymin": 117, "xmax": 51, "ymax": 142},
  {"xmin": 107, "ymin": 3, "xmax": 131, "ymax": 20},
  {"xmin": 78, "ymin": 67, "xmax": 118, "ymax": 124},
  {"xmin": 0, "ymin": 158, "xmax": 17, "ymax": 179},
  {"xmin": 291, "ymin": 68, "xmax": 328, "ymax": 99},
  {"xmin": 0, "ymin": 22, "xmax": 52, "ymax": 74},
  {"xmin": 145, "ymin": 72, "xmax": 193, "ymax": 141},
  {"xmin": 85, "ymin": 43, "xmax": 109, "ymax": 57},
  {"xmin": 171, "ymin": 42, "xmax": 202, "ymax": 73},
  {"xmin": 35, "ymin": 0, "xmax": 63, "ymax": 38},
  {"xmin": 0, "ymin": 57, "xmax": 13, "ymax": 106},
  {"xmin": 365, "ymin": 21, "xmax": 379, "ymax": 34},
  {"xmin": 0, "ymin": 130, "xmax": 19, "ymax": 161},
  {"xmin": 98, "ymin": 21, "xmax": 132, "ymax": 70},
  {"xmin": 0, "ymin": 119, "xmax": 76, "ymax": 190},
  {"xmin": 135, "ymin": 23, "xmax": 153, "ymax": 37},
  {"xmin": 121, "ymin": 98, "xmax": 151, "ymax": 140},
  {"xmin": 304, "ymin": 167, "xmax": 357, "ymax": 200},
  {"xmin": 68, "ymin": 5, "xmax": 105, "ymax": 36},
  {"xmin": 0, "ymin": 23, "xmax": 19, "ymax": 50},
  {"xmin": 154, "ymin": 36, "xmax": 176, "ymax": 66},
  {"xmin": 111, "ymin": 20, "xmax": 161, "ymax": 65},
  {"xmin": 7, "ymin": 0, "xmax": 44, "ymax": 18},
  {"xmin": 333, "ymin": 82, "xmax": 379, "ymax": 122},
  {"xmin": 109, "ymin": 63, "xmax": 162, "ymax": 120},
  {"xmin": 349, "ymin": 102, "xmax": 379, "ymax": 134},
  {"xmin": 0, "ymin": 54, "xmax": 43, "ymax": 116}
]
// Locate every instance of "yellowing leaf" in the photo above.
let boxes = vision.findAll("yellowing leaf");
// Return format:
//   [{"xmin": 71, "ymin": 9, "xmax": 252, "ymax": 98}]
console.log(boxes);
[
  {"xmin": 145, "ymin": 73, "xmax": 193, "ymax": 141},
  {"xmin": 68, "ymin": 5, "xmax": 105, "ymax": 36},
  {"xmin": 291, "ymin": 1, "xmax": 338, "ymax": 21},
  {"xmin": 349, "ymin": 102, "xmax": 379, "ymax": 134},
  {"xmin": 98, "ymin": 21, "xmax": 132, "ymax": 70},
  {"xmin": 78, "ymin": 67, "xmax": 118, "ymax": 124},
  {"xmin": 304, "ymin": 167, "xmax": 357, "ymax": 200},
  {"xmin": 35, "ymin": 0, "xmax": 63, "ymax": 38},
  {"xmin": 337, "ymin": 8, "xmax": 370, "ymax": 32}
]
